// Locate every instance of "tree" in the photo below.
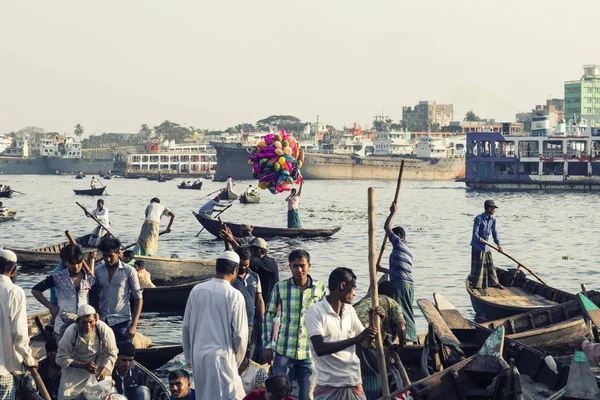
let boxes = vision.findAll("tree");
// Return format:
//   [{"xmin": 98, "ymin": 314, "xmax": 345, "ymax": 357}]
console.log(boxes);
[
  {"xmin": 154, "ymin": 120, "xmax": 193, "ymax": 143},
  {"xmin": 15, "ymin": 126, "xmax": 47, "ymax": 143},
  {"xmin": 139, "ymin": 124, "xmax": 153, "ymax": 138},
  {"xmin": 255, "ymin": 115, "xmax": 307, "ymax": 134},
  {"xmin": 464, "ymin": 110, "xmax": 480, "ymax": 122},
  {"xmin": 74, "ymin": 124, "xmax": 84, "ymax": 139},
  {"xmin": 372, "ymin": 117, "xmax": 392, "ymax": 131},
  {"xmin": 235, "ymin": 123, "xmax": 255, "ymax": 133}
]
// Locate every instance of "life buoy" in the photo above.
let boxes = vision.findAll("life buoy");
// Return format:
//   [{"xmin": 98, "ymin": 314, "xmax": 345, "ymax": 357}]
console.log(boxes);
[
  {"xmin": 73, "ymin": 158, "xmax": 79, "ymax": 163},
  {"xmin": 246, "ymin": 146, "xmax": 254, "ymax": 154}
]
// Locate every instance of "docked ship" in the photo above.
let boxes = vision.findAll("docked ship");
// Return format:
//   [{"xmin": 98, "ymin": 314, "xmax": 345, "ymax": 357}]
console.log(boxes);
[
  {"xmin": 462, "ymin": 117, "xmax": 600, "ymax": 189},
  {"xmin": 211, "ymin": 128, "xmax": 465, "ymax": 181}
]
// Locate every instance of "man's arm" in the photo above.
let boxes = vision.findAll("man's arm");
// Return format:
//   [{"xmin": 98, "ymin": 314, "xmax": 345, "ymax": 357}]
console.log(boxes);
[
  {"xmin": 126, "ymin": 270, "xmax": 143, "ymax": 338},
  {"xmin": 166, "ymin": 212, "xmax": 175, "ymax": 233},
  {"xmin": 473, "ymin": 215, "xmax": 483, "ymax": 243},
  {"xmin": 308, "ymin": 325, "xmax": 377, "ymax": 357},
  {"xmin": 12, "ymin": 290, "xmax": 36, "ymax": 367},
  {"xmin": 262, "ymin": 284, "xmax": 279, "ymax": 364},
  {"xmin": 297, "ymin": 181, "xmax": 303, "ymax": 196},
  {"xmin": 256, "ymin": 293, "xmax": 265, "ymax": 323},
  {"xmin": 31, "ymin": 276, "xmax": 60, "ymax": 315},
  {"xmin": 384, "ymin": 203, "xmax": 397, "ymax": 234},
  {"xmin": 492, "ymin": 219, "xmax": 502, "ymax": 251},
  {"xmin": 219, "ymin": 226, "xmax": 240, "ymax": 250},
  {"xmin": 232, "ymin": 296, "xmax": 249, "ymax": 367}
]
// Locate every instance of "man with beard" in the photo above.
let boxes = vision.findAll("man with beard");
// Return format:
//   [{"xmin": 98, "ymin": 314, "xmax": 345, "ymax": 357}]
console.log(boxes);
[
  {"xmin": 56, "ymin": 304, "xmax": 118, "ymax": 400},
  {"xmin": 0, "ymin": 250, "xmax": 38, "ymax": 400}
]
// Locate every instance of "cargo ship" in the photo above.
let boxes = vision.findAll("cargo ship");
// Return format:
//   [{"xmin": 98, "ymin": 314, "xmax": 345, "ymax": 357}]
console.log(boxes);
[{"xmin": 461, "ymin": 118, "xmax": 600, "ymax": 189}]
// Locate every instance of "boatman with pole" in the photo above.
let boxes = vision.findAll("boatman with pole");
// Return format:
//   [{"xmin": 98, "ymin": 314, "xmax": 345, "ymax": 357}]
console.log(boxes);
[
  {"xmin": 470, "ymin": 199, "xmax": 504, "ymax": 290},
  {"xmin": 133, "ymin": 197, "xmax": 175, "ymax": 256},
  {"xmin": 90, "ymin": 176, "xmax": 100, "ymax": 189}
]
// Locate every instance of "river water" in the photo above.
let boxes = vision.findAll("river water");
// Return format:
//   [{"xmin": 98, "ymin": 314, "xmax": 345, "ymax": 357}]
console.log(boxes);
[{"xmin": 1, "ymin": 175, "xmax": 598, "ymax": 376}]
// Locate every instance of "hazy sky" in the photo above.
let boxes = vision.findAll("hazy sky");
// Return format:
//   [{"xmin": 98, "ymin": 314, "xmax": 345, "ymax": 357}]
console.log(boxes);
[{"xmin": 1, "ymin": 0, "xmax": 598, "ymax": 136}]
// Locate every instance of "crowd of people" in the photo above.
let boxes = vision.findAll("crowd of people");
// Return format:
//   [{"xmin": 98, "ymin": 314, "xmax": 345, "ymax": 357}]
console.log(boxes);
[{"xmin": 0, "ymin": 184, "xmax": 12, "ymax": 192}]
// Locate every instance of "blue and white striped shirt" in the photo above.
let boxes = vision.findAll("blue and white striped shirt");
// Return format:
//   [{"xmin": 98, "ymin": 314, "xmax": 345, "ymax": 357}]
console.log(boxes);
[{"xmin": 388, "ymin": 231, "xmax": 414, "ymax": 283}]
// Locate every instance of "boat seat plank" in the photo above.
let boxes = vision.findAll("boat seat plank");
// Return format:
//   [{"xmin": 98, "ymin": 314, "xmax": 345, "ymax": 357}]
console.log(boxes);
[
  {"xmin": 417, "ymin": 299, "xmax": 464, "ymax": 350},
  {"xmin": 433, "ymin": 293, "xmax": 473, "ymax": 330}
]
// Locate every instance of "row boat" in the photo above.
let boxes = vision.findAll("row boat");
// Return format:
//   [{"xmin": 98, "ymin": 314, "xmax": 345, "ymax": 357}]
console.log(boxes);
[
  {"xmin": 193, "ymin": 212, "xmax": 342, "ymax": 239},
  {"xmin": 239, "ymin": 192, "xmax": 261, "ymax": 204},
  {"xmin": 466, "ymin": 267, "xmax": 577, "ymax": 320},
  {"xmin": 27, "ymin": 310, "xmax": 183, "ymax": 372},
  {"xmin": 0, "ymin": 190, "xmax": 13, "ymax": 198},
  {"xmin": 73, "ymin": 187, "xmax": 106, "ymax": 196},
  {"xmin": 142, "ymin": 280, "xmax": 205, "ymax": 312},
  {"xmin": 219, "ymin": 189, "xmax": 238, "ymax": 200},
  {"xmin": 177, "ymin": 181, "xmax": 203, "ymax": 190},
  {"xmin": 0, "ymin": 209, "xmax": 18, "ymax": 223}
]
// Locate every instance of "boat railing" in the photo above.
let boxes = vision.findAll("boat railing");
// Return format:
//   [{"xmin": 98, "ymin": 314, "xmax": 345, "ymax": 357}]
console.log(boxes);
[
  {"xmin": 518, "ymin": 151, "xmax": 539, "ymax": 158},
  {"xmin": 542, "ymin": 150, "xmax": 563, "ymax": 158},
  {"xmin": 593, "ymin": 150, "xmax": 600, "ymax": 157}
]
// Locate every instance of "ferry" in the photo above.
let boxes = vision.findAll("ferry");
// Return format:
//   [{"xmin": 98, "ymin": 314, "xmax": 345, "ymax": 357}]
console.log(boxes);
[{"xmin": 462, "ymin": 118, "xmax": 600, "ymax": 189}]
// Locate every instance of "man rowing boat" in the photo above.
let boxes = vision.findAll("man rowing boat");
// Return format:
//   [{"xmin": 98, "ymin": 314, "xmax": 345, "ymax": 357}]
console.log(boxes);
[
  {"xmin": 133, "ymin": 197, "xmax": 175, "ymax": 256},
  {"xmin": 470, "ymin": 199, "xmax": 504, "ymax": 290}
]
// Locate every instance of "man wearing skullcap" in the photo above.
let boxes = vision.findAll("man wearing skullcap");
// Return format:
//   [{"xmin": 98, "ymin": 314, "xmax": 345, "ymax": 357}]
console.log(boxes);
[
  {"xmin": 0, "ymin": 249, "xmax": 38, "ymax": 400},
  {"xmin": 183, "ymin": 250, "xmax": 248, "ymax": 399},
  {"xmin": 56, "ymin": 304, "xmax": 118, "ymax": 400}
]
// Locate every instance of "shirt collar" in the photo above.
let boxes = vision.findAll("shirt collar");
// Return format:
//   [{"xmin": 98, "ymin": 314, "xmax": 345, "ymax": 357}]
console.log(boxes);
[
  {"xmin": 0, "ymin": 275, "xmax": 12, "ymax": 284},
  {"xmin": 322, "ymin": 297, "xmax": 347, "ymax": 316},
  {"xmin": 289, "ymin": 275, "xmax": 314, "ymax": 289}
]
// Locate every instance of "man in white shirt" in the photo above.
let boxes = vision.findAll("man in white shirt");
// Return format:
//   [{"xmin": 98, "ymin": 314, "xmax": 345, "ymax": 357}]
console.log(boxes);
[
  {"xmin": 90, "ymin": 176, "xmax": 100, "ymax": 189},
  {"xmin": 198, "ymin": 196, "xmax": 227, "ymax": 219},
  {"xmin": 87, "ymin": 199, "xmax": 109, "ymax": 247},
  {"xmin": 305, "ymin": 267, "xmax": 378, "ymax": 400},
  {"xmin": 133, "ymin": 197, "xmax": 175, "ymax": 256},
  {"xmin": 0, "ymin": 202, "xmax": 8, "ymax": 217},
  {"xmin": 182, "ymin": 250, "xmax": 248, "ymax": 400},
  {"xmin": 0, "ymin": 250, "xmax": 38, "ymax": 400}
]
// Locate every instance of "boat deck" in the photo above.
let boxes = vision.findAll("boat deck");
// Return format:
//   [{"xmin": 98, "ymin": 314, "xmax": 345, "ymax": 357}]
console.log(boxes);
[{"xmin": 473, "ymin": 286, "xmax": 559, "ymax": 308}]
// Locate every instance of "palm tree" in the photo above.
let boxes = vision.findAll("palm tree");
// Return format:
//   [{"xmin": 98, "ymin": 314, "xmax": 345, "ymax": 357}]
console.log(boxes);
[
  {"xmin": 139, "ymin": 124, "xmax": 153, "ymax": 137},
  {"xmin": 74, "ymin": 124, "xmax": 84, "ymax": 139}
]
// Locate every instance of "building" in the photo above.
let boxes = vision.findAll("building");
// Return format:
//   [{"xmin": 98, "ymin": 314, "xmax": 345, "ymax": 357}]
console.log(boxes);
[
  {"xmin": 516, "ymin": 99, "xmax": 564, "ymax": 134},
  {"xmin": 2, "ymin": 139, "xmax": 29, "ymax": 157},
  {"xmin": 0, "ymin": 136, "xmax": 12, "ymax": 154},
  {"xmin": 564, "ymin": 65, "xmax": 600, "ymax": 126},
  {"xmin": 444, "ymin": 121, "xmax": 524, "ymax": 135},
  {"xmin": 402, "ymin": 101, "xmax": 453, "ymax": 131}
]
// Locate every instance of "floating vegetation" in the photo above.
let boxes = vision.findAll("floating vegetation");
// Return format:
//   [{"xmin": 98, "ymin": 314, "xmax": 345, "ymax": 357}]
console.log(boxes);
[
  {"xmin": 308, "ymin": 213, "xmax": 316, "ymax": 218},
  {"xmin": 562, "ymin": 255, "xmax": 574, "ymax": 260}
]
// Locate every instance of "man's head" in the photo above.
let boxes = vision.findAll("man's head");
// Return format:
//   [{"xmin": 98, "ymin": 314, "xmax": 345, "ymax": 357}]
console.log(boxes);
[
  {"xmin": 265, "ymin": 375, "xmax": 291, "ymax": 400},
  {"xmin": 328, "ymin": 267, "xmax": 357, "ymax": 304},
  {"xmin": 291, "ymin": 188, "xmax": 297, "ymax": 196},
  {"xmin": 45, "ymin": 337, "xmax": 58, "ymax": 365},
  {"xmin": 0, "ymin": 201, "xmax": 3, "ymax": 207},
  {"xmin": 98, "ymin": 237, "xmax": 122, "ymax": 268},
  {"xmin": 133, "ymin": 259, "xmax": 145, "ymax": 271},
  {"xmin": 60, "ymin": 244, "xmax": 84, "ymax": 275},
  {"xmin": 213, "ymin": 196, "xmax": 220, "ymax": 202},
  {"xmin": 122, "ymin": 250, "xmax": 135, "ymax": 264},
  {"xmin": 484, "ymin": 199, "xmax": 498, "ymax": 215},
  {"xmin": 151, "ymin": 197, "xmax": 160, "ymax": 204},
  {"xmin": 235, "ymin": 246, "xmax": 252, "ymax": 275},
  {"xmin": 249, "ymin": 237, "xmax": 269, "ymax": 257},
  {"xmin": 216, "ymin": 250, "xmax": 240, "ymax": 282},
  {"xmin": 241, "ymin": 224, "xmax": 253, "ymax": 236},
  {"xmin": 168, "ymin": 369, "xmax": 191, "ymax": 399},
  {"xmin": 76, "ymin": 304, "xmax": 98, "ymax": 334},
  {"xmin": 392, "ymin": 226, "xmax": 406, "ymax": 239},
  {"xmin": 0, "ymin": 249, "xmax": 18, "ymax": 280},
  {"xmin": 289, "ymin": 249, "xmax": 310, "ymax": 285},
  {"xmin": 115, "ymin": 341, "xmax": 136, "ymax": 375},
  {"xmin": 96, "ymin": 199, "xmax": 104, "ymax": 210}
]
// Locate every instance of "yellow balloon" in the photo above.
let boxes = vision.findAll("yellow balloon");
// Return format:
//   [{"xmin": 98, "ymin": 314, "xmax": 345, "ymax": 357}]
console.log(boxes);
[
  {"xmin": 274, "ymin": 141, "xmax": 282, "ymax": 149},
  {"xmin": 278, "ymin": 156, "xmax": 285, "ymax": 166},
  {"xmin": 283, "ymin": 147, "xmax": 292, "ymax": 155},
  {"xmin": 258, "ymin": 141, "xmax": 267, "ymax": 147},
  {"xmin": 275, "ymin": 148, "xmax": 284, "ymax": 156}
]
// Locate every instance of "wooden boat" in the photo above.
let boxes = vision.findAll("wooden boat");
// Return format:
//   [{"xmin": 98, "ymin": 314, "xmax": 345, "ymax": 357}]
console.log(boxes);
[
  {"xmin": 239, "ymin": 191, "xmax": 261, "ymax": 204},
  {"xmin": 466, "ymin": 267, "xmax": 577, "ymax": 320},
  {"xmin": 102, "ymin": 175, "xmax": 112, "ymax": 180},
  {"xmin": 147, "ymin": 175, "xmax": 173, "ymax": 182},
  {"xmin": 0, "ymin": 209, "xmax": 18, "ymax": 223},
  {"xmin": 0, "ymin": 190, "xmax": 13, "ymax": 198},
  {"xmin": 218, "ymin": 189, "xmax": 238, "ymax": 200},
  {"xmin": 178, "ymin": 181, "xmax": 203, "ymax": 190},
  {"xmin": 75, "ymin": 174, "xmax": 85, "ymax": 179},
  {"xmin": 8, "ymin": 234, "xmax": 95, "ymax": 268},
  {"xmin": 193, "ymin": 212, "xmax": 342, "ymax": 239},
  {"xmin": 73, "ymin": 187, "xmax": 106, "ymax": 196},
  {"xmin": 142, "ymin": 280, "xmax": 207, "ymax": 312}
]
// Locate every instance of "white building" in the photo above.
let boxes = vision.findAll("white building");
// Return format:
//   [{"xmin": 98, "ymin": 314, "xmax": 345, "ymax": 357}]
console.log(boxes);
[
  {"xmin": 3, "ymin": 140, "xmax": 29, "ymax": 157},
  {"xmin": 39, "ymin": 136, "xmax": 81, "ymax": 158},
  {"xmin": 0, "ymin": 136, "xmax": 12, "ymax": 154}
]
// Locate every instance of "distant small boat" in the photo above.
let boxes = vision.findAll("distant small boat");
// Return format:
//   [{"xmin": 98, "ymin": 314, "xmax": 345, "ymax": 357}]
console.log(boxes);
[
  {"xmin": 75, "ymin": 174, "xmax": 85, "ymax": 179},
  {"xmin": 239, "ymin": 191, "xmax": 261, "ymax": 204},
  {"xmin": 147, "ymin": 175, "xmax": 173, "ymax": 182},
  {"xmin": 219, "ymin": 189, "xmax": 238, "ymax": 200},
  {"xmin": 178, "ymin": 181, "xmax": 203, "ymax": 190},
  {"xmin": 0, "ymin": 209, "xmax": 18, "ymax": 223},
  {"xmin": 102, "ymin": 175, "xmax": 112, "ymax": 180},
  {"xmin": 0, "ymin": 190, "xmax": 13, "ymax": 198},
  {"xmin": 73, "ymin": 187, "xmax": 106, "ymax": 196}
]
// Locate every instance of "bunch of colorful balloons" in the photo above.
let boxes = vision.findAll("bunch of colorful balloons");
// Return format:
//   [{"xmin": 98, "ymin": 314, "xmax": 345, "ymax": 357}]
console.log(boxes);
[{"xmin": 248, "ymin": 130, "xmax": 304, "ymax": 194}]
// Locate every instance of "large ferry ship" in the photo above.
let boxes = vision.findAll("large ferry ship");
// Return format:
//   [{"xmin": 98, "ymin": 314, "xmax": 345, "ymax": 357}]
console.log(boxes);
[{"xmin": 462, "ymin": 118, "xmax": 600, "ymax": 189}]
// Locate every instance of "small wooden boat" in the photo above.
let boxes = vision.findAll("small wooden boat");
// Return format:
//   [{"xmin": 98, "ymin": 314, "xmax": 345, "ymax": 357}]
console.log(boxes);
[
  {"xmin": 218, "ymin": 189, "xmax": 238, "ymax": 200},
  {"xmin": 75, "ymin": 174, "xmax": 85, "ymax": 179},
  {"xmin": 0, "ymin": 209, "xmax": 18, "ymax": 223},
  {"xmin": 0, "ymin": 190, "xmax": 13, "ymax": 198},
  {"xmin": 102, "ymin": 175, "xmax": 112, "ymax": 180},
  {"xmin": 466, "ymin": 267, "xmax": 577, "ymax": 320},
  {"xmin": 8, "ymin": 234, "xmax": 95, "ymax": 268},
  {"xmin": 178, "ymin": 181, "xmax": 203, "ymax": 190},
  {"xmin": 142, "ymin": 280, "xmax": 207, "ymax": 311},
  {"xmin": 73, "ymin": 187, "xmax": 106, "ymax": 196},
  {"xmin": 193, "ymin": 212, "xmax": 342, "ymax": 239},
  {"xmin": 147, "ymin": 175, "xmax": 173, "ymax": 182},
  {"xmin": 239, "ymin": 191, "xmax": 261, "ymax": 204}
]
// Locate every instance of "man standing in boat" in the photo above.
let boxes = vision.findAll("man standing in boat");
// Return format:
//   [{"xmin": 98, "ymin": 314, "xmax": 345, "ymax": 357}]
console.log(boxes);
[
  {"xmin": 133, "ymin": 197, "xmax": 175, "ymax": 256},
  {"xmin": 86, "ymin": 199, "xmax": 109, "ymax": 247},
  {"xmin": 470, "ymin": 199, "xmax": 504, "ymax": 290},
  {"xmin": 90, "ymin": 176, "xmax": 100, "ymax": 189},
  {"xmin": 285, "ymin": 181, "xmax": 303, "ymax": 228}
]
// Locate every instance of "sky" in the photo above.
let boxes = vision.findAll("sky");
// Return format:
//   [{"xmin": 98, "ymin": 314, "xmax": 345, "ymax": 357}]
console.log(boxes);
[{"xmin": 1, "ymin": 0, "xmax": 599, "ymax": 137}]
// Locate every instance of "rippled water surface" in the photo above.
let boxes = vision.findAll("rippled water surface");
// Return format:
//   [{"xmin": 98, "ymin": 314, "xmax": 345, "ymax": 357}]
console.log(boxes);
[{"xmin": 1, "ymin": 175, "xmax": 598, "ymax": 375}]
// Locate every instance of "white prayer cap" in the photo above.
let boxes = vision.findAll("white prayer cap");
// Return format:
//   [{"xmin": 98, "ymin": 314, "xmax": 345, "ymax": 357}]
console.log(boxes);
[
  {"xmin": 218, "ymin": 250, "xmax": 240, "ymax": 264},
  {"xmin": 0, "ymin": 249, "xmax": 17, "ymax": 263},
  {"xmin": 77, "ymin": 304, "xmax": 96, "ymax": 318}
]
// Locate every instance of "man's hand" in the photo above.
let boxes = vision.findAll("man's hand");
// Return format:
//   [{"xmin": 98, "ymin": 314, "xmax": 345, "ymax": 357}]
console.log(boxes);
[
  {"xmin": 28, "ymin": 361, "xmax": 39, "ymax": 369},
  {"xmin": 356, "ymin": 326, "xmax": 377, "ymax": 344},
  {"xmin": 49, "ymin": 304, "xmax": 60, "ymax": 315},
  {"xmin": 125, "ymin": 324, "xmax": 137, "ymax": 339},
  {"xmin": 165, "ymin": 228, "xmax": 172, "ymax": 234},
  {"xmin": 574, "ymin": 336, "xmax": 591, "ymax": 350},
  {"xmin": 389, "ymin": 203, "xmax": 397, "ymax": 214},
  {"xmin": 369, "ymin": 306, "xmax": 385, "ymax": 320},
  {"xmin": 81, "ymin": 361, "xmax": 98, "ymax": 374},
  {"xmin": 238, "ymin": 357, "xmax": 249, "ymax": 375},
  {"xmin": 95, "ymin": 367, "xmax": 109, "ymax": 381},
  {"xmin": 262, "ymin": 348, "xmax": 275, "ymax": 365},
  {"xmin": 497, "ymin": 245, "xmax": 503, "ymax": 252}
]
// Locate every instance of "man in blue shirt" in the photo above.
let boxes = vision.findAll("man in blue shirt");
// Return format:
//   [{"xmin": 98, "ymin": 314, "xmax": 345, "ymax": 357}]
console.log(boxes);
[
  {"xmin": 377, "ymin": 203, "xmax": 417, "ymax": 342},
  {"xmin": 470, "ymin": 199, "xmax": 504, "ymax": 289}
]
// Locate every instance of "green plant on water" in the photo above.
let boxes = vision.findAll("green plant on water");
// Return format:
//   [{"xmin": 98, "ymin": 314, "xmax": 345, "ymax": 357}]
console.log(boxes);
[
  {"xmin": 308, "ymin": 213, "xmax": 316, "ymax": 218},
  {"xmin": 561, "ymin": 255, "xmax": 574, "ymax": 260},
  {"xmin": 305, "ymin": 208, "xmax": 315, "ymax": 213}
]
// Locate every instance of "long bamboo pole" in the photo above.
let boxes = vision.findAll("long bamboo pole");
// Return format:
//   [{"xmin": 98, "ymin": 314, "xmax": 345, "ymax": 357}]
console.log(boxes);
[
  {"xmin": 368, "ymin": 187, "xmax": 391, "ymax": 399},
  {"xmin": 479, "ymin": 239, "xmax": 547, "ymax": 285},
  {"xmin": 375, "ymin": 160, "xmax": 405, "ymax": 270},
  {"xmin": 29, "ymin": 367, "xmax": 52, "ymax": 400}
]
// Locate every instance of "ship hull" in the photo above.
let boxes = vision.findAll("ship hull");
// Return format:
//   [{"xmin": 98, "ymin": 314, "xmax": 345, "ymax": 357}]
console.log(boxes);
[
  {"xmin": 0, "ymin": 157, "xmax": 48, "ymax": 174},
  {"xmin": 212, "ymin": 142, "xmax": 463, "ymax": 181},
  {"xmin": 0, "ymin": 156, "xmax": 114, "ymax": 175}
]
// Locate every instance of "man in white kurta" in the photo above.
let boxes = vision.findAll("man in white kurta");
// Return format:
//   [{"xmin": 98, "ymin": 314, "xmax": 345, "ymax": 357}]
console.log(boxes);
[{"xmin": 183, "ymin": 250, "xmax": 248, "ymax": 400}]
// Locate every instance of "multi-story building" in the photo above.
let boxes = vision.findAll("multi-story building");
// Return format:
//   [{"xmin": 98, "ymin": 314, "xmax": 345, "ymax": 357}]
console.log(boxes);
[
  {"xmin": 402, "ymin": 101, "xmax": 453, "ymax": 131},
  {"xmin": 444, "ymin": 121, "xmax": 524, "ymax": 135},
  {"xmin": 564, "ymin": 65, "xmax": 600, "ymax": 126},
  {"xmin": 516, "ymin": 99, "xmax": 564, "ymax": 134}
]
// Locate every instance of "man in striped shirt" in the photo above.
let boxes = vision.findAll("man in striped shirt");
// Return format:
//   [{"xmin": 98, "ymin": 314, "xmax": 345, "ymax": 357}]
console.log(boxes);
[
  {"xmin": 263, "ymin": 249, "xmax": 327, "ymax": 400},
  {"xmin": 377, "ymin": 203, "xmax": 417, "ymax": 342}
]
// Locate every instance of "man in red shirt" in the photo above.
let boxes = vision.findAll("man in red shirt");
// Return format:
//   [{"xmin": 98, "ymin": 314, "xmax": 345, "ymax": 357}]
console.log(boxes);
[{"xmin": 243, "ymin": 375, "xmax": 294, "ymax": 400}]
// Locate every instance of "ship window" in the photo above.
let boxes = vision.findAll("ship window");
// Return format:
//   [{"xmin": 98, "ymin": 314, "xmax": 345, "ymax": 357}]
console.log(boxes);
[
  {"xmin": 519, "ymin": 141, "xmax": 539, "ymax": 158},
  {"xmin": 160, "ymin": 164, "xmax": 169, "ymax": 170},
  {"xmin": 150, "ymin": 156, "xmax": 159, "ymax": 162},
  {"xmin": 467, "ymin": 141, "xmax": 478, "ymax": 156},
  {"xmin": 495, "ymin": 141, "xmax": 515, "ymax": 157},
  {"xmin": 160, "ymin": 156, "xmax": 169, "ymax": 162},
  {"xmin": 170, "ymin": 155, "xmax": 179, "ymax": 162},
  {"xmin": 170, "ymin": 164, "xmax": 178, "ymax": 170},
  {"xmin": 149, "ymin": 164, "xmax": 158, "ymax": 170},
  {"xmin": 481, "ymin": 141, "xmax": 491, "ymax": 157},
  {"xmin": 142, "ymin": 156, "xmax": 148, "ymax": 162},
  {"xmin": 181, "ymin": 155, "xmax": 190, "ymax": 162},
  {"xmin": 132, "ymin": 156, "xmax": 141, "ymax": 162},
  {"xmin": 568, "ymin": 162, "xmax": 587, "ymax": 176},
  {"xmin": 519, "ymin": 162, "xmax": 538, "ymax": 175},
  {"xmin": 542, "ymin": 162, "xmax": 563, "ymax": 175},
  {"xmin": 191, "ymin": 155, "xmax": 200, "ymax": 162},
  {"xmin": 567, "ymin": 141, "xmax": 587, "ymax": 158},
  {"xmin": 542, "ymin": 141, "xmax": 563, "ymax": 158},
  {"xmin": 495, "ymin": 162, "xmax": 514, "ymax": 175},
  {"xmin": 592, "ymin": 141, "xmax": 600, "ymax": 157}
]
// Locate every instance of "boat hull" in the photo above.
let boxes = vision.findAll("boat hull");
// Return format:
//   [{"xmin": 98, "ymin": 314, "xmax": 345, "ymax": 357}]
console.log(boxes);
[
  {"xmin": 219, "ymin": 190, "xmax": 238, "ymax": 200},
  {"xmin": 0, "ymin": 210, "xmax": 17, "ymax": 223},
  {"xmin": 134, "ymin": 255, "xmax": 215, "ymax": 286},
  {"xmin": 193, "ymin": 212, "xmax": 341, "ymax": 239},
  {"xmin": 0, "ymin": 191, "xmax": 13, "ymax": 198},
  {"xmin": 73, "ymin": 187, "xmax": 106, "ymax": 195},
  {"xmin": 142, "ymin": 281, "xmax": 206, "ymax": 311},
  {"xmin": 239, "ymin": 193, "xmax": 260, "ymax": 203}
]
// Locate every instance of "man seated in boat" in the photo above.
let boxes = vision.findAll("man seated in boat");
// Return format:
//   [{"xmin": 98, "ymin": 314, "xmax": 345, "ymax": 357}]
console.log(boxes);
[
  {"xmin": 112, "ymin": 341, "xmax": 151, "ymax": 400},
  {"xmin": 133, "ymin": 259, "xmax": 156, "ymax": 289},
  {"xmin": 180, "ymin": 180, "xmax": 187, "ymax": 187},
  {"xmin": 0, "ymin": 202, "xmax": 8, "ymax": 217},
  {"xmin": 198, "ymin": 196, "xmax": 227, "ymax": 219},
  {"xmin": 122, "ymin": 250, "xmax": 136, "ymax": 266},
  {"xmin": 23, "ymin": 337, "xmax": 62, "ymax": 400},
  {"xmin": 4, "ymin": 185, "xmax": 11, "ymax": 192},
  {"xmin": 245, "ymin": 185, "xmax": 257, "ymax": 196},
  {"xmin": 470, "ymin": 199, "xmax": 504, "ymax": 290},
  {"xmin": 168, "ymin": 369, "xmax": 195, "ymax": 400},
  {"xmin": 575, "ymin": 336, "xmax": 600, "ymax": 364}
]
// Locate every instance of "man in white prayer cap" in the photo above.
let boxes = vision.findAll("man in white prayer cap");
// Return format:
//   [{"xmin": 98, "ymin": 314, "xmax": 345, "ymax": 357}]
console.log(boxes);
[
  {"xmin": 182, "ymin": 250, "xmax": 248, "ymax": 400},
  {"xmin": 55, "ymin": 304, "xmax": 118, "ymax": 400},
  {"xmin": 0, "ymin": 250, "xmax": 38, "ymax": 400}
]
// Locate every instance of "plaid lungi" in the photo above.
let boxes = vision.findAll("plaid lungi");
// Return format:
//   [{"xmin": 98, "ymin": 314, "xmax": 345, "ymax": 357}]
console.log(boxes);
[
  {"xmin": 0, "ymin": 374, "xmax": 17, "ymax": 400},
  {"xmin": 470, "ymin": 248, "xmax": 501, "ymax": 289}
]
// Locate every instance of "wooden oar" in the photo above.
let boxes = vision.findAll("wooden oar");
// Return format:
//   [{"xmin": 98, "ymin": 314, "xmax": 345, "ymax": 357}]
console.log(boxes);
[
  {"xmin": 479, "ymin": 239, "xmax": 547, "ymax": 285},
  {"xmin": 29, "ymin": 366, "xmax": 52, "ymax": 400},
  {"xmin": 200, "ymin": 188, "xmax": 223, "ymax": 200},
  {"xmin": 76, "ymin": 202, "xmax": 116, "ymax": 239},
  {"xmin": 368, "ymin": 187, "xmax": 391, "ymax": 399},
  {"xmin": 12, "ymin": 190, "xmax": 26, "ymax": 195},
  {"xmin": 375, "ymin": 160, "xmax": 405, "ymax": 271},
  {"xmin": 64, "ymin": 230, "xmax": 94, "ymax": 275},
  {"xmin": 384, "ymin": 336, "xmax": 411, "ymax": 386},
  {"xmin": 196, "ymin": 204, "xmax": 233, "ymax": 237},
  {"xmin": 122, "ymin": 230, "xmax": 169, "ymax": 251}
]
